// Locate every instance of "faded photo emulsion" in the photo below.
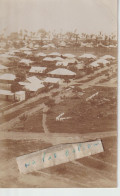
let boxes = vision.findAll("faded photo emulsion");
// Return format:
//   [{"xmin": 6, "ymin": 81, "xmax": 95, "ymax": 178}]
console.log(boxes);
[{"xmin": 0, "ymin": 0, "xmax": 118, "ymax": 188}]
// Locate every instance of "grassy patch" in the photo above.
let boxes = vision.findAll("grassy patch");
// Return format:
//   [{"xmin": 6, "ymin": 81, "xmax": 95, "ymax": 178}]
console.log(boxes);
[{"xmin": 47, "ymin": 86, "xmax": 117, "ymax": 134}]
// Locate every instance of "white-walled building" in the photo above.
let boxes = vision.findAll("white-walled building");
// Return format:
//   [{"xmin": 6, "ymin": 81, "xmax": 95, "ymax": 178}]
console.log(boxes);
[{"xmin": 15, "ymin": 91, "xmax": 26, "ymax": 101}]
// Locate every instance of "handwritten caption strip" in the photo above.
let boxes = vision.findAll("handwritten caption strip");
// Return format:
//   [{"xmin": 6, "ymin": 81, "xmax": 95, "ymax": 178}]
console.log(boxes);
[{"xmin": 16, "ymin": 139, "xmax": 103, "ymax": 174}]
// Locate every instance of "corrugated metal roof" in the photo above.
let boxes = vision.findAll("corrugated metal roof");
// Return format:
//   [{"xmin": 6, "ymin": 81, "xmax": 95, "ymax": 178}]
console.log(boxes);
[
  {"xmin": 20, "ymin": 47, "xmax": 31, "ymax": 51},
  {"xmin": 29, "ymin": 66, "xmax": 47, "ymax": 73},
  {"xmin": 24, "ymin": 51, "xmax": 32, "ymax": 55},
  {"xmin": 44, "ymin": 77, "xmax": 61, "ymax": 84},
  {"xmin": 79, "ymin": 54, "xmax": 96, "ymax": 59},
  {"xmin": 0, "ymin": 73, "xmax": 16, "ymax": 80},
  {"xmin": 48, "ymin": 68, "xmax": 76, "ymax": 76},
  {"xmin": 26, "ymin": 76, "xmax": 43, "ymax": 84},
  {"xmin": 56, "ymin": 61, "xmax": 68, "ymax": 66},
  {"xmin": 90, "ymin": 59, "xmax": 110, "ymax": 67},
  {"xmin": 62, "ymin": 54, "xmax": 76, "ymax": 58},
  {"xmin": 97, "ymin": 59, "xmax": 110, "ymax": 65},
  {"xmin": 90, "ymin": 61, "xmax": 100, "ymax": 67},
  {"xmin": 0, "ymin": 65, "xmax": 8, "ymax": 70},
  {"xmin": 0, "ymin": 53, "xmax": 14, "ymax": 58},
  {"xmin": 100, "ymin": 55, "xmax": 115, "ymax": 60},
  {"xmin": 35, "ymin": 52, "xmax": 46, "ymax": 57},
  {"xmin": 53, "ymin": 57, "xmax": 64, "ymax": 61},
  {"xmin": 0, "ymin": 89, "xmax": 14, "ymax": 95},
  {"xmin": 42, "ymin": 44, "xmax": 55, "ymax": 48},
  {"xmin": 15, "ymin": 91, "xmax": 25, "ymax": 95},
  {"xmin": 19, "ymin": 59, "xmax": 33, "ymax": 65},
  {"xmin": 65, "ymin": 58, "xmax": 77, "ymax": 64},
  {"xmin": 49, "ymin": 52, "xmax": 61, "ymax": 57},
  {"xmin": 19, "ymin": 81, "xmax": 30, "ymax": 86},
  {"xmin": 25, "ymin": 83, "xmax": 44, "ymax": 92},
  {"xmin": 43, "ymin": 57, "xmax": 54, "ymax": 61}
]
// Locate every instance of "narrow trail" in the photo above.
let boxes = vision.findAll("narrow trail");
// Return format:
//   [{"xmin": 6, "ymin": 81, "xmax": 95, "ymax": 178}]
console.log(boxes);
[
  {"xmin": 0, "ymin": 103, "xmax": 45, "ymax": 132},
  {"xmin": 42, "ymin": 105, "xmax": 49, "ymax": 134}
]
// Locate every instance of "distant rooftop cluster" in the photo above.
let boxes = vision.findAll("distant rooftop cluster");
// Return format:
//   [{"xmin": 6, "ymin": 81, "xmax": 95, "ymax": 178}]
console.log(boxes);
[
  {"xmin": 0, "ymin": 29, "xmax": 117, "ymax": 50},
  {"xmin": 0, "ymin": 26, "xmax": 117, "ymax": 104}
]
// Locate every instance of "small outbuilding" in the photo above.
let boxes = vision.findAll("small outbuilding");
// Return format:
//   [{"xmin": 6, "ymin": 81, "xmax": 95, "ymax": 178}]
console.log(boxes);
[{"xmin": 15, "ymin": 91, "xmax": 26, "ymax": 101}]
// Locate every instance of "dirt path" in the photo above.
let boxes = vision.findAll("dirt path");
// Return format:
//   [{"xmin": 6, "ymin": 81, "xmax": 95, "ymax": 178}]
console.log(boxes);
[
  {"xmin": 80, "ymin": 74, "xmax": 106, "ymax": 89},
  {"xmin": 42, "ymin": 105, "xmax": 49, "ymax": 134},
  {"xmin": 0, "ymin": 88, "xmax": 58, "ymax": 117},
  {"xmin": 0, "ymin": 103, "xmax": 45, "ymax": 131},
  {"xmin": 65, "ymin": 64, "xmax": 116, "ymax": 89},
  {"xmin": 0, "ymin": 130, "xmax": 117, "ymax": 145},
  {"xmin": 95, "ymin": 77, "xmax": 117, "ymax": 88}
]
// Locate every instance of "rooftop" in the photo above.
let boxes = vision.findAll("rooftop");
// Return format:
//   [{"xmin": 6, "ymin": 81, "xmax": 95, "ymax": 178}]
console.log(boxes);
[
  {"xmin": 43, "ymin": 57, "xmax": 54, "ymax": 62},
  {"xmin": 97, "ymin": 59, "xmax": 110, "ymax": 65},
  {"xmin": 19, "ymin": 59, "xmax": 33, "ymax": 65},
  {"xmin": 62, "ymin": 54, "xmax": 76, "ymax": 58},
  {"xmin": 20, "ymin": 47, "xmax": 31, "ymax": 51},
  {"xmin": 48, "ymin": 68, "xmax": 76, "ymax": 76},
  {"xmin": 48, "ymin": 52, "xmax": 61, "ymax": 57},
  {"xmin": 0, "ymin": 73, "xmax": 16, "ymax": 81},
  {"xmin": 35, "ymin": 52, "xmax": 46, "ymax": 57},
  {"xmin": 24, "ymin": 51, "xmax": 32, "ymax": 55},
  {"xmin": 56, "ymin": 61, "xmax": 68, "ymax": 67},
  {"xmin": 90, "ymin": 59, "xmax": 110, "ymax": 67},
  {"xmin": 19, "ymin": 81, "xmax": 30, "ymax": 86},
  {"xmin": 44, "ymin": 77, "xmax": 61, "ymax": 84},
  {"xmin": 0, "ymin": 89, "xmax": 14, "ymax": 95},
  {"xmin": 78, "ymin": 53, "xmax": 96, "ymax": 59},
  {"xmin": 29, "ymin": 66, "xmax": 47, "ymax": 73},
  {"xmin": 15, "ymin": 91, "xmax": 25, "ymax": 95},
  {"xmin": 26, "ymin": 76, "xmax": 43, "ymax": 84},
  {"xmin": 100, "ymin": 55, "xmax": 115, "ymax": 60},
  {"xmin": 0, "ymin": 65, "xmax": 8, "ymax": 70},
  {"xmin": 53, "ymin": 57, "xmax": 64, "ymax": 61},
  {"xmin": 25, "ymin": 83, "xmax": 44, "ymax": 92}
]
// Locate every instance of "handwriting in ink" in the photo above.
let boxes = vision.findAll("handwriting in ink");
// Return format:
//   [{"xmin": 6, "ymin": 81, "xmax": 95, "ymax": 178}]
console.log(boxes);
[
  {"xmin": 72, "ymin": 148, "xmax": 75, "ymax": 153},
  {"xmin": 32, "ymin": 160, "xmax": 35, "ymax": 165},
  {"xmin": 25, "ymin": 163, "xmax": 30, "ymax": 168},
  {"xmin": 54, "ymin": 153, "xmax": 57, "ymax": 158},
  {"xmin": 94, "ymin": 143, "xmax": 99, "ymax": 146},
  {"xmin": 78, "ymin": 144, "xmax": 81, "ymax": 151},
  {"xmin": 88, "ymin": 144, "xmax": 91, "ymax": 149},
  {"xmin": 48, "ymin": 156, "xmax": 52, "ymax": 160},
  {"xmin": 65, "ymin": 150, "xmax": 69, "ymax": 157},
  {"xmin": 42, "ymin": 152, "xmax": 46, "ymax": 162}
]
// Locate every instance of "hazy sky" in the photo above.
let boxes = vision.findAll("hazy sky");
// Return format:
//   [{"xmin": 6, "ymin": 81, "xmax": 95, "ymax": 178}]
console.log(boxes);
[{"xmin": 0, "ymin": 0, "xmax": 117, "ymax": 34}]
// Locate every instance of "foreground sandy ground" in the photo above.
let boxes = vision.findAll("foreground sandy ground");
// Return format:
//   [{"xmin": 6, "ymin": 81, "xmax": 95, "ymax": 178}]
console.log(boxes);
[{"xmin": 0, "ymin": 131, "xmax": 117, "ymax": 188}]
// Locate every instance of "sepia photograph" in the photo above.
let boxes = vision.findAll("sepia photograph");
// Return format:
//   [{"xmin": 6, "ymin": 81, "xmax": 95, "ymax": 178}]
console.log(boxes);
[{"xmin": 0, "ymin": 0, "xmax": 118, "ymax": 188}]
